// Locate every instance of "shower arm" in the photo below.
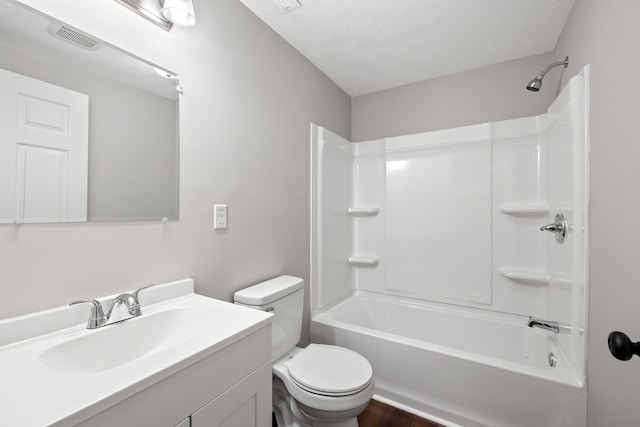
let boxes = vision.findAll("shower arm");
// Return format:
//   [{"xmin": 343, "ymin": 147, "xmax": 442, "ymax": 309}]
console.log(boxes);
[{"xmin": 536, "ymin": 56, "xmax": 569, "ymax": 78}]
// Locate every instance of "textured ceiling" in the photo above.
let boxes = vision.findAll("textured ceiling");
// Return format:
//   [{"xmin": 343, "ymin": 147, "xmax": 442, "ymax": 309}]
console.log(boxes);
[{"xmin": 238, "ymin": 0, "xmax": 576, "ymax": 97}]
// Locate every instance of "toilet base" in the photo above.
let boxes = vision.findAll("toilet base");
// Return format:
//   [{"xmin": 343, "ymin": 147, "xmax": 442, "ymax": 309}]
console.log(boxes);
[{"xmin": 273, "ymin": 376, "xmax": 362, "ymax": 427}]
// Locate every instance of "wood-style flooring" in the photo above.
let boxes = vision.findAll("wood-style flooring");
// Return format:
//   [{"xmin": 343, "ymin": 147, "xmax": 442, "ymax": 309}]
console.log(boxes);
[
  {"xmin": 272, "ymin": 399, "xmax": 444, "ymax": 427},
  {"xmin": 357, "ymin": 400, "xmax": 444, "ymax": 427}
]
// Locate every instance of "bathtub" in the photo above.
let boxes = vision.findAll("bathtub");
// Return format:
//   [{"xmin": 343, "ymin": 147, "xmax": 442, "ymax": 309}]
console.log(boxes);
[{"xmin": 311, "ymin": 291, "xmax": 586, "ymax": 427}]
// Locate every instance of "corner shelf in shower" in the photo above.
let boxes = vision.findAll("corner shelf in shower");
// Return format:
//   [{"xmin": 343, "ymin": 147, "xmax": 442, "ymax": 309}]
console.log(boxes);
[
  {"xmin": 348, "ymin": 207, "xmax": 380, "ymax": 217},
  {"xmin": 499, "ymin": 267, "xmax": 550, "ymax": 286},
  {"xmin": 499, "ymin": 204, "xmax": 550, "ymax": 217},
  {"xmin": 348, "ymin": 256, "xmax": 380, "ymax": 267}
]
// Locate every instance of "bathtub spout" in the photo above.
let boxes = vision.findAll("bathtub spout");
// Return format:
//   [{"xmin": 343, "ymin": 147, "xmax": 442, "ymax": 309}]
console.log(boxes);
[{"xmin": 527, "ymin": 317, "xmax": 571, "ymax": 334}]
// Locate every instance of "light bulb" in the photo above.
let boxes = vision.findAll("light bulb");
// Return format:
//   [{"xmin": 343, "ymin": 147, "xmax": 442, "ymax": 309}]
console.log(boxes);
[{"xmin": 161, "ymin": 0, "xmax": 196, "ymax": 27}]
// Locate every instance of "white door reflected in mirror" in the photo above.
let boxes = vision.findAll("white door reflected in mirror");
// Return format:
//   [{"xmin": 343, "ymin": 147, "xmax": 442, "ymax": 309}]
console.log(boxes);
[{"xmin": 0, "ymin": 68, "xmax": 89, "ymax": 224}]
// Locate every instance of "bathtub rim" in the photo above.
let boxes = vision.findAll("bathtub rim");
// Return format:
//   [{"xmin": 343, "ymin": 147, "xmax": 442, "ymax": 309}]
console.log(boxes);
[{"xmin": 312, "ymin": 290, "xmax": 585, "ymax": 389}]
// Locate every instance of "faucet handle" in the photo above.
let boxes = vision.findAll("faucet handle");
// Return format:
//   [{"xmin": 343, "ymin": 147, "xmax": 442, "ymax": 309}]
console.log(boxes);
[
  {"xmin": 132, "ymin": 284, "xmax": 155, "ymax": 304},
  {"xmin": 539, "ymin": 213, "xmax": 567, "ymax": 244},
  {"xmin": 70, "ymin": 299, "xmax": 106, "ymax": 329}
]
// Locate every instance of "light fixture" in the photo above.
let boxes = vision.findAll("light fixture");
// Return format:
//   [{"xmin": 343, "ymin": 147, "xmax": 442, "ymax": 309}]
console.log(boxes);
[
  {"xmin": 160, "ymin": 0, "xmax": 196, "ymax": 27},
  {"xmin": 113, "ymin": 0, "xmax": 173, "ymax": 31},
  {"xmin": 113, "ymin": 0, "xmax": 197, "ymax": 31}
]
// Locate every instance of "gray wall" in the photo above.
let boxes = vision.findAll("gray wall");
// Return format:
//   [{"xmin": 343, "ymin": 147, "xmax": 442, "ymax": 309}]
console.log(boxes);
[
  {"xmin": 0, "ymin": 42, "xmax": 178, "ymax": 221},
  {"xmin": 351, "ymin": 52, "xmax": 560, "ymax": 142},
  {"xmin": 0, "ymin": 0, "xmax": 350, "ymax": 353},
  {"xmin": 553, "ymin": 2, "xmax": 640, "ymax": 426}
]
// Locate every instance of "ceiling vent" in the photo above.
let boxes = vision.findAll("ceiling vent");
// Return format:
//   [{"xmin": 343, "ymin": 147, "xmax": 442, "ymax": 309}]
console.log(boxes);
[
  {"xmin": 269, "ymin": 0, "xmax": 301, "ymax": 13},
  {"xmin": 47, "ymin": 23, "xmax": 100, "ymax": 50}
]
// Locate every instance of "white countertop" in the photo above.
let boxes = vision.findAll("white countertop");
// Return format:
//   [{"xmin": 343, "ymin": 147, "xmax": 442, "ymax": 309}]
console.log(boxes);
[{"xmin": 0, "ymin": 279, "xmax": 272, "ymax": 426}]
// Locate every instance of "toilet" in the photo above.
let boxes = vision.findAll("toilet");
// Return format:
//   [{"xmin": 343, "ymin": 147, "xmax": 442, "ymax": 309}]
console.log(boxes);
[{"xmin": 234, "ymin": 275, "xmax": 374, "ymax": 427}]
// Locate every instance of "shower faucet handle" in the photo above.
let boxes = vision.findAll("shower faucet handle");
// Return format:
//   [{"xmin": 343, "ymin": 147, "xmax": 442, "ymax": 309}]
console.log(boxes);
[
  {"xmin": 539, "ymin": 213, "xmax": 567, "ymax": 244},
  {"xmin": 540, "ymin": 224, "xmax": 562, "ymax": 232}
]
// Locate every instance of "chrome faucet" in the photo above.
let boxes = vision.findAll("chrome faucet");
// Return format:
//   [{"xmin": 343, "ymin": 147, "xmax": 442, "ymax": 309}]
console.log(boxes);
[
  {"xmin": 70, "ymin": 284, "xmax": 154, "ymax": 329},
  {"xmin": 106, "ymin": 292, "xmax": 142, "ymax": 321},
  {"xmin": 539, "ymin": 213, "xmax": 568, "ymax": 244},
  {"xmin": 527, "ymin": 316, "xmax": 571, "ymax": 334},
  {"xmin": 69, "ymin": 299, "xmax": 106, "ymax": 329}
]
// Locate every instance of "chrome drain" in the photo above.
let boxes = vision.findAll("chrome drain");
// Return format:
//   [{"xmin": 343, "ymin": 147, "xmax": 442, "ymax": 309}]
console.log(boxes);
[{"xmin": 548, "ymin": 351, "xmax": 557, "ymax": 367}]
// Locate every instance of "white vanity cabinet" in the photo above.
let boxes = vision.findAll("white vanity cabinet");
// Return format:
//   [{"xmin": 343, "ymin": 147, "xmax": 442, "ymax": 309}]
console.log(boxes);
[
  {"xmin": 77, "ymin": 324, "xmax": 272, "ymax": 427},
  {"xmin": 190, "ymin": 362, "xmax": 271, "ymax": 426}
]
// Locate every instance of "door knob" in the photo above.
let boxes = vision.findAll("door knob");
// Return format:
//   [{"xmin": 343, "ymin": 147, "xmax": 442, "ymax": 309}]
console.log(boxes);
[
  {"xmin": 540, "ymin": 213, "xmax": 567, "ymax": 244},
  {"xmin": 608, "ymin": 331, "xmax": 640, "ymax": 361}
]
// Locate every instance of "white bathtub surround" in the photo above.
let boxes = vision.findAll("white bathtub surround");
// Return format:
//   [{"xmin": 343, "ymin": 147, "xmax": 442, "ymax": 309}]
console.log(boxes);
[
  {"xmin": 310, "ymin": 67, "xmax": 590, "ymax": 427},
  {"xmin": 0, "ymin": 278, "xmax": 272, "ymax": 426}
]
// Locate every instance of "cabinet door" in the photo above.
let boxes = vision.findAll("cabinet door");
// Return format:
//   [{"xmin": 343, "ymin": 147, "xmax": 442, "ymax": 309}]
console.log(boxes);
[{"xmin": 191, "ymin": 363, "xmax": 271, "ymax": 427}]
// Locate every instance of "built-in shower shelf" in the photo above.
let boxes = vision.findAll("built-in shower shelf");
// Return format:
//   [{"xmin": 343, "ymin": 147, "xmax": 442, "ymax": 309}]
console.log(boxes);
[
  {"xmin": 551, "ymin": 277, "xmax": 573, "ymax": 289},
  {"xmin": 499, "ymin": 204, "xmax": 550, "ymax": 217},
  {"xmin": 348, "ymin": 256, "xmax": 380, "ymax": 267},
  {"xmin": 348, "ymin": 207, "xmax": 380, "ymax": 217},
  {"xmin": 499, "ymin": 267, "xmax": 550, "ymax": 286}
]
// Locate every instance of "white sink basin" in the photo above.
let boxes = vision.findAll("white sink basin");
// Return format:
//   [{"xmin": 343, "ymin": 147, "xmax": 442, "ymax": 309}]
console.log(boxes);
[
  {"xmin": 0, "ymin": 278, "xmax": 273, "ymax": 427},
  {"xmin": 39, "ymin": 308, "xmax": 215, "ymax": 374}
]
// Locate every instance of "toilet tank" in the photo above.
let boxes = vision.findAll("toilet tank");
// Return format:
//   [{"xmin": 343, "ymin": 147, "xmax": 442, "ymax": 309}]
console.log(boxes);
[{"xmin": 234, "ymin": 275, "xmax": 304, "ymax": 361}]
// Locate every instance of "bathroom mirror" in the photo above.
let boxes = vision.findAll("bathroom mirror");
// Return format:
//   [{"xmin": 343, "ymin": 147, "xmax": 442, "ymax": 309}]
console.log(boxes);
[{"xmin": 0, "ymin": 0, "xmax": 179, "ymax": 224}]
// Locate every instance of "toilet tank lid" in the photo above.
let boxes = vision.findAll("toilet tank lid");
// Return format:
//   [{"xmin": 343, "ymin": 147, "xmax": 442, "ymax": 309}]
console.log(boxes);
[{"xmin": 234, "ymin": 275, "xmax": 304, "ymax": 306}]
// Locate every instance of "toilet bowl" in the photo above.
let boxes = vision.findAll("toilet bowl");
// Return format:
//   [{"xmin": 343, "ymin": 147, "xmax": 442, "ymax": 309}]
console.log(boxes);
[
  {"xmin": 234, "ymin": 276, "xmax": 374, "ymax": 427},
  {"xmin": 273, "ymin": 345, "xmax": 374, "ymax": 426}
]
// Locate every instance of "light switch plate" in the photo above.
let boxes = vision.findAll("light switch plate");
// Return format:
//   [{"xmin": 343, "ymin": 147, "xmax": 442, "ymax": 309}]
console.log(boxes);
[{"xmin": 214, "ymin": 204, "xmax": 227, "ymax": 229}]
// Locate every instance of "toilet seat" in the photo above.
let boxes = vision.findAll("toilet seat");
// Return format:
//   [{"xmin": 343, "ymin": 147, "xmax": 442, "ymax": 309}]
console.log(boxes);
[{"xmin": 285, "ymin": 344, "xmax": 373, "ymax": 397}]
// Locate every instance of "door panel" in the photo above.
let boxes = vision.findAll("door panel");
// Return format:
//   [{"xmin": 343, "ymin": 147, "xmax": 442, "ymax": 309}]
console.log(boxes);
[
  {"xmin": 0, "ymin": 67, "xmax": 88, "ymax": 223},
  {"xmin": 19, "ymin": 93, "xmax": 70, "ymax": 133},
  {"xmin": 17, "ymin": 145, "xmax": 68, "ymax": 222}
]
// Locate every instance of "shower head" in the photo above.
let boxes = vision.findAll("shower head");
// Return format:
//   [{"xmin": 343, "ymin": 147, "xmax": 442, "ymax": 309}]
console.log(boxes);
[
  {"xmin": 526, "ymin": 77, "xmax": 543, "ymax": 92},
  {"xmin": 526, "ymin": 56, "xmax": 569, "ymax": 92}
]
